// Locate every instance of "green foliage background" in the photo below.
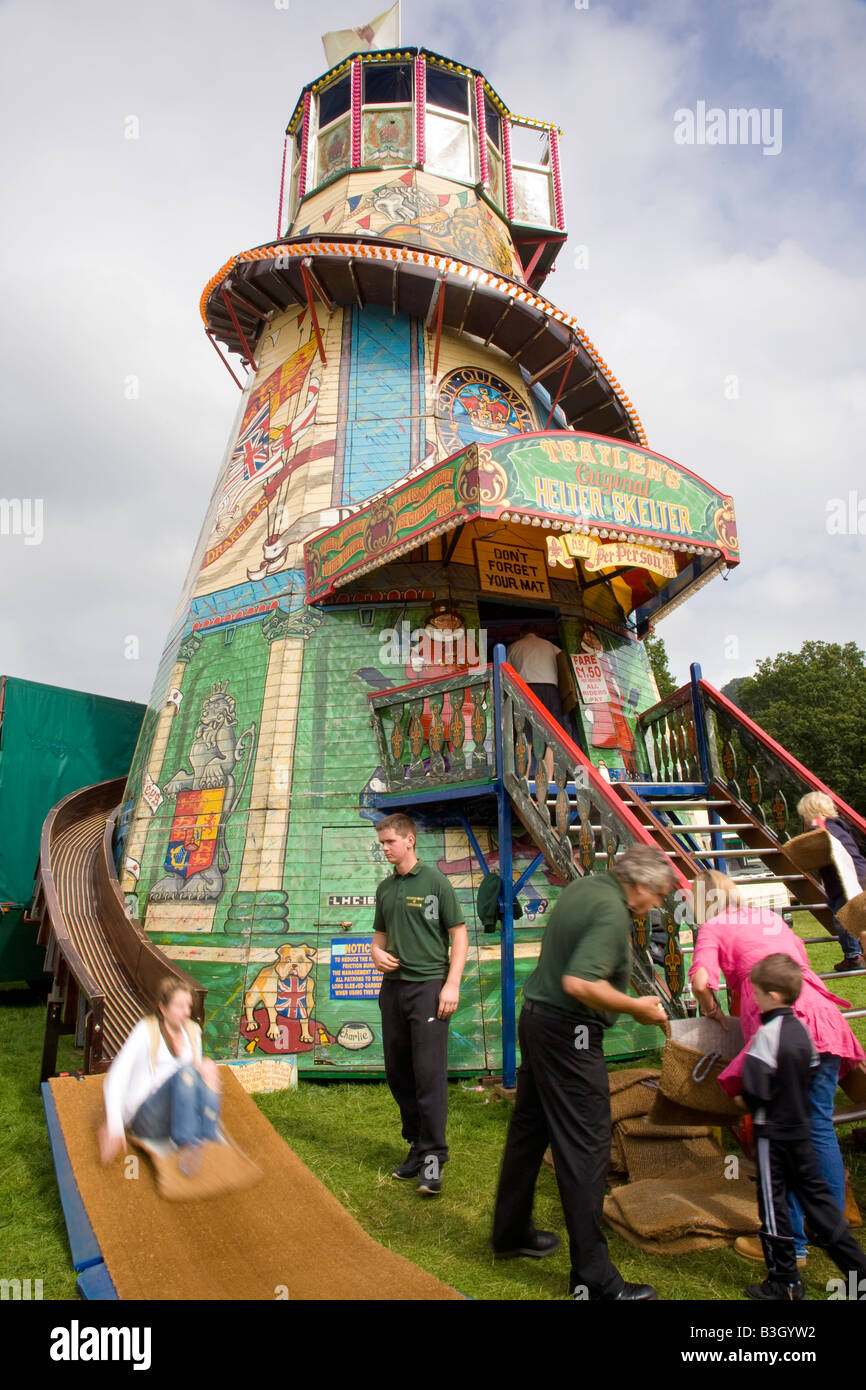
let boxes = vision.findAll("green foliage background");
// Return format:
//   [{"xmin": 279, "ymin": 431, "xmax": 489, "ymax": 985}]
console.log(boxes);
[
  {"xmin": 645, "ymin": 633, "xmax": 677, "ymax": 700},
  {"xmin": 722, "ymin": 641, "xmax": 866, "ymax": 816}
]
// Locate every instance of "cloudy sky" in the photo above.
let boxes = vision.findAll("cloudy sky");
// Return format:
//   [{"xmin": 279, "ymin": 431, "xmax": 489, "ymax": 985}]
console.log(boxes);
[{"xmin": 1, "ymin": 0, "xmax": 864, "ymax": 704}]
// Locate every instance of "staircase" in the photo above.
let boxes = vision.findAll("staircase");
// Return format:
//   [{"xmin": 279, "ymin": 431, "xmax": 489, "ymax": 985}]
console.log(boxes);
[
  {"xmin": 618, "ymin": 672, "xmax": 866, "ymax": 1123},
  {"xmin": 366, "ymin": 651, "xmax": 866, "ymax": 1103}
]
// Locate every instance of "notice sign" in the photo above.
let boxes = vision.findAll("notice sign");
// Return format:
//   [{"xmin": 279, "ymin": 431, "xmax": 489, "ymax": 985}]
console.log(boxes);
[
  {"xmin": 572, "ymin": 652, "xmax": 611, "ymax": 704},
  {"xmin": 475, "ymin": 541, "xmax": 550, "ymax": 599},
  {"xmin": 330, "ymin": 937, "xmax": 381, "ymax": 1000}
]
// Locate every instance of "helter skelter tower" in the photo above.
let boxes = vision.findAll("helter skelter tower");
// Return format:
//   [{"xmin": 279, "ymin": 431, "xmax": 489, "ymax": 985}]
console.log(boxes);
[{"xmin": 114, "ymin": 42, "xmax": 739, "ymax": 1084}]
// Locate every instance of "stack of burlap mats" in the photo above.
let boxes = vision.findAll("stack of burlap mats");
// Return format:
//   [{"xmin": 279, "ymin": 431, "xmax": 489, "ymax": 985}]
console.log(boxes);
[{"xmin": 602, "ymin": 1067, "xmax": 761, "ymax": 1254}]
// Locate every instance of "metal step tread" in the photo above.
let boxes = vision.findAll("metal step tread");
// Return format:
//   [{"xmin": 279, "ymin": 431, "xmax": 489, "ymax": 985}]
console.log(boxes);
[
  {"xmin": 659, "ymin": 823, "xmax": 755, "ymax": 833},
  {"xmin": 645, "ymin": 800, "xmax": 731, "ymax": 809},
  {"xmin": 736, "ymin": 874, "xmax": 807, "ymax": 883},
  {"xmin": 833, "ymin": 1107, "xmax": 866, "ymax": 1124},
  {"xmin": 662, "ymin": 848, "xmax": 784, "ymax": 859}
]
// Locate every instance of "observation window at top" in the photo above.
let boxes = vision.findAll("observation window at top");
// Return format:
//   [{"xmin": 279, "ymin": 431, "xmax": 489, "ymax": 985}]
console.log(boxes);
[
  {"xmin": 425, "ymin": 63, "xmax": 473, "ymax": 184},
  {"xmin": 363, "ymin": 62, "xmax": 413, "ymax": 105},
  {"xmin": 319, "ymin": 74, "xmax": 351, "ymax": 127},
  {"xmin": 362, "ymin": 61, "xmax": 414, "ymax": 168},
  {"xmin": 316, "ymin": 72, "xmax": 352, "ymax": 186},
  {"xmin": 285, "ymin": 57, "xmax": 558, "ymax": 233},
  {"xmin": 509, "ymin": 122, "xmax": 555, "ymax": 229}
]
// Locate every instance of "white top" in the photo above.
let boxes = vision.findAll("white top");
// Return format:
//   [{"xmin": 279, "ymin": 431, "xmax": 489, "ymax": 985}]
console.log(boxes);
[
  {"xmin": 506, "ymin": 633, "xmax": 561, "ymax": 685},
  {"xmin": 102, "ymin": 1019, "xmax": 201, "ymax": 1140}
]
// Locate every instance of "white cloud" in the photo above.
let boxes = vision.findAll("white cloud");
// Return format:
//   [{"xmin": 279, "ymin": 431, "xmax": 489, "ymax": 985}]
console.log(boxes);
[{"xmin": 1, "ymin": 0, "xmax": 863, "ymax": 707}]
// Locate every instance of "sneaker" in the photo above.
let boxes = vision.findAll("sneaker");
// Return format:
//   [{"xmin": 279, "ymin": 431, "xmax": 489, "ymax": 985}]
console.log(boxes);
[
  {"xmin": 734, "ymin": 1236, "xmax": 806, "ymax": 1268},
  {"xmin": 392, "ymin": 1148, "xmax": 422, "ymax": 1181},
  {"xmin": 494, "ymin": 1230, "xmax": 560, "ymax": 1260},
  {"xmin": 835, "ymin": 956, "xmax": 865, "ymax": 971},
  {"xmin": 417, "ymin": 1173, "xmax": 442, "ymax": 1197},
  {"xmin": 746, "ymin": 1278, "xmax": 805, "ymax": 1301}
]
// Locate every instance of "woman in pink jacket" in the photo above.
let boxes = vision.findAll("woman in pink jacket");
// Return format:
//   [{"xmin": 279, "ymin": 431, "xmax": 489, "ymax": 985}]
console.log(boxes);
[{"xmin": 689, "ymin": 871, "xmax": 863, "ymax": 1266}]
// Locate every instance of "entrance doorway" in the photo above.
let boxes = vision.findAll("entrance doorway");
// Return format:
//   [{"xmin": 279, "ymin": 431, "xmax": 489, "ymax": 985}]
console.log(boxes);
[{"xmin": 476, "ymin": 599, "xmax": 584, "ymax": 752}]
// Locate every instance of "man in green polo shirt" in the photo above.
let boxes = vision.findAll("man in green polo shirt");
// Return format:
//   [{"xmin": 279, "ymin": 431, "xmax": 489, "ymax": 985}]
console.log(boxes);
[
  {"xmin": 371, "ymin": 813, "xmax": 468, "ymax": 1197},
  {"xmin": 491, "ymin": 844, "xmax": 674, "ymax": 1298}
]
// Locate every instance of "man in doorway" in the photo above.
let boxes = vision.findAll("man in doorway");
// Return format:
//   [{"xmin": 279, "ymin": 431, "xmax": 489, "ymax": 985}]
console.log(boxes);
[
  {"xmin": 371, "ymin": 813, "xmax": 468, "ymax": 1197},
  {"xmin": 491, "ymin": 844, "xmax": 674, "ymax": 1298},
  {"xmin": 506, "ymin": 626, "xmax": 563, "ymax": 781}
]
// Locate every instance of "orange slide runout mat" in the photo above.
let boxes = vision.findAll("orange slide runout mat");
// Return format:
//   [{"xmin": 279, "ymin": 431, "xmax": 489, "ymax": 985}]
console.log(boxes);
[{"xmin": 49, "ymin": 1070, "xmax": 463, "ymax": 1301}]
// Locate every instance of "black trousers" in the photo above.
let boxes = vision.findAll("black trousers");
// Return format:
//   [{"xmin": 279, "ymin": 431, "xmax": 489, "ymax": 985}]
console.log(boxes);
[
  {"xmin": 756, "ymin": 1133, "xmax": 866, "ymax": 1285},
  {"xmin": 492, "ymin": 1003, "xmax": 623, "ymax": 1297},
  {"xmin": 378, "ymin": 977, "xmax": 449, "ymax": 1164}
]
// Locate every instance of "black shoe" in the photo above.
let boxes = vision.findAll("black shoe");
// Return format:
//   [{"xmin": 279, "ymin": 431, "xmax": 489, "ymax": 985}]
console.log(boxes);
[
  {"xmin": 417, "ymin": 1174, "xmax": 442, "ymax": 1197},
  {"xmin": 494, "ymin": 1230, "xmax": 560, "ymax": 1260},
  {"xmin": 835, "ymin": 956, "xmax": 865, "ymax": 971},
  {"xmin": 392, "ymin": 1148, "xmax": 422, "ymax": 1180},
  {"xmin": 586, "ymin": 1282, "xmax": 658, "ymax": 1301},
  {"xmin": 746, "ymin": 1278, "xmax": 805, "ymax": 1301}
]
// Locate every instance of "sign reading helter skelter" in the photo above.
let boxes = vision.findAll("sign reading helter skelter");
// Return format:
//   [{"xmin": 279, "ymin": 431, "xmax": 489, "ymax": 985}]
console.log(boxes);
[{"xmin": 113, "ymin": 42, "xmax": 738, "ymax": 1085}]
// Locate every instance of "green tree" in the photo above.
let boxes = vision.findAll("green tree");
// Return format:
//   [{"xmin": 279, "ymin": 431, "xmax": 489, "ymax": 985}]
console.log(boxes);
[
  {"xmin": 645, "ymin": 633, "xmax": 677, "ymax": 699},
  {"xmin": 732, "ymin": 641, "xmax": 866, "ymax": 816},
  {"xmin": 720, "ymin": 675, "xmax": 748, "ymax": 706}
]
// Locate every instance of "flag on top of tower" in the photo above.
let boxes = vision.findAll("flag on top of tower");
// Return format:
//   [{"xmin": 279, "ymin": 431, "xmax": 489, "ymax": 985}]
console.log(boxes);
[{"xmin": 322, "ymin": 3, "xmax": 400, "ymax": 67}]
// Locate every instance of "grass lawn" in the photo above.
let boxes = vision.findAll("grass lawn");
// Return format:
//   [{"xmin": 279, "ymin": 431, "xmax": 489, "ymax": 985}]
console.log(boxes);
[{"xmin": 4, "ymin": 911, "xmax": 866, "ymax": 1302}]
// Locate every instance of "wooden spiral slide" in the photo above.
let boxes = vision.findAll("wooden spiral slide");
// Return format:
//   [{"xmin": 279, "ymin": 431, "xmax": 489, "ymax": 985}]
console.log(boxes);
[
  {"xmin": 35, "ymin": 780, "xmax": 462, "ymax": 1301},
  {"xmin": 34, "ymin": 778, "xmax": 204, "ymax": 1081}
]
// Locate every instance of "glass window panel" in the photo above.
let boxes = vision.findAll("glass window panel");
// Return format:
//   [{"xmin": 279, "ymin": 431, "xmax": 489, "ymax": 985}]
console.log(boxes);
[
  {"xmin": 287, "ymin": 165, "xmax": 300, "ymax": 228},
  {"xmin": 317, "ymin": 116, "xmax": 351, "ymax": 181},
  {"xmin": 363, "ymin": 62, "xmax": 413, "ymax": 105},
  {"xmin": 425, "ymin": 111, "xmax": 472, "ymax": 181},
  {"xmin": 512, "ymin": 166, "xmax": 554, "ymax": 226},
  {"xmin": 362, "ymin": 107, "xmax": 413, "ymax": 165},
  {"xmin": 484, "ymin": 98, "xmax": 501, "ymax": 149},
  {"xmin": 487, "ymin": 144, "xmax": 503, "ymax": 209},
  {"xmin": 426, "ymin": 66, "xmax": 469, "ymax": 114},
  {"xmin": 318, "ymin": 75, "xmax": 351, "ymax": 129},
  {"xmin": 510, "ymin": 124, "xmax": 550, "ymax": 165}
]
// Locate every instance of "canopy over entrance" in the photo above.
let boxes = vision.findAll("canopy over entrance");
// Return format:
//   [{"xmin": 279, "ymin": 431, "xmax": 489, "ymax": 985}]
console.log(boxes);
[{"xmin": 304, "ymin": 430, "xmax": 738, "ymax": 629}]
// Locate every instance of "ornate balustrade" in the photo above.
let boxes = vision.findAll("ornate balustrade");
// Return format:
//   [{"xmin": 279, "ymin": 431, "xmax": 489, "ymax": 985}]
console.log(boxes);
[
  {"xmin": 498, "ymin": 660, "xmax": 690, "ymax": 1007},
  {"xmin": 368, "ymin": 667, "xmax": 494, "ymax": 794},
  {"xmin": 696, "ymin": 680, "xmax": 866, "ymax": 846},
  {"xmin": 637, "ymin": 685, "xmax": 701, "ymax": 783}
]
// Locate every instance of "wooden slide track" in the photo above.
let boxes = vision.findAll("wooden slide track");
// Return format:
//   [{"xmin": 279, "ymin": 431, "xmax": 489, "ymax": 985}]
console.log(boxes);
[
  {"xmin": 34, "ymin": 778, "xmax": 205, "ymax": 1080},
  {"xmin": 36, "ymin": 780, "xmax": 462, "ymax": 1301}
]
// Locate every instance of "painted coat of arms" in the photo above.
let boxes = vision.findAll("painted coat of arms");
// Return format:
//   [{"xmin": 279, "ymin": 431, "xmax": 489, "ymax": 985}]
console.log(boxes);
[{"xmin": 149, "ymin": 683, "xmax": 256, "ymax": 902}]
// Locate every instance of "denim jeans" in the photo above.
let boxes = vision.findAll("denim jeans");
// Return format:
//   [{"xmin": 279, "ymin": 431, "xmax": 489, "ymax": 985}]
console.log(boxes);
[
  {"xmin": 833, "ymin": 915, "xmax": 861, "ymax": 960},
  {"xmin": 130, "ymin": 1065, "xmax": 221, "ymax": 1147},
  {"xmin": 788, "ymin": 1053, "xmax": 844, "ymax": 1256}
]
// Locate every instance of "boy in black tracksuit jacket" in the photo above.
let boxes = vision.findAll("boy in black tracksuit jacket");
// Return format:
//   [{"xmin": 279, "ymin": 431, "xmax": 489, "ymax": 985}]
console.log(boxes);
[{"xmin": 739, "ymin": 953, "xmax": 866, "ymax": 1300}]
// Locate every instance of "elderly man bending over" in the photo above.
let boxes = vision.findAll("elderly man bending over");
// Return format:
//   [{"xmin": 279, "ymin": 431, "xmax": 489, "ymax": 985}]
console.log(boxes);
[{"xmin": 492, "ymin": 844, "xmax": 675, "ymax": 1300}]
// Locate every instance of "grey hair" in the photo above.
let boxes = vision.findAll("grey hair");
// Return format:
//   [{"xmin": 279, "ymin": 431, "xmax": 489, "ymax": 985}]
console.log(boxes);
[{"xmin": 612, "ymin": 844, "xmax": 676, "ymax": 895}]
